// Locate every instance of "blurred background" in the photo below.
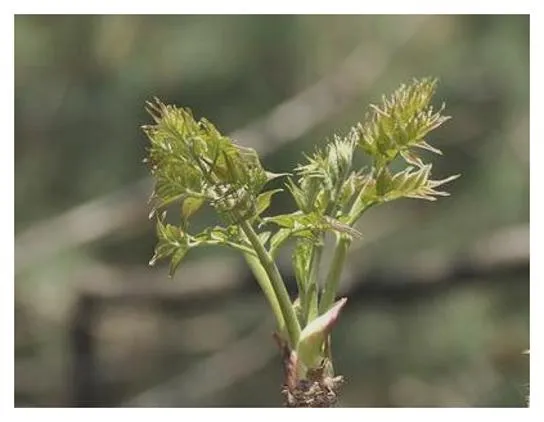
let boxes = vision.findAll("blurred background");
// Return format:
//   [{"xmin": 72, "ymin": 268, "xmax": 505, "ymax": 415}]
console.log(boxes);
[{"xmin": 14, "ymin": 15, "xmax": 529, "ymax": 407}]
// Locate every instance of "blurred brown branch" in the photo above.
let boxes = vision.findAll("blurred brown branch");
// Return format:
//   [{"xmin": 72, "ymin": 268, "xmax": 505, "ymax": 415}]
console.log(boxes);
[{"xmin": 15, "ymin": 16, "xmax": 428, "ymax": 275}]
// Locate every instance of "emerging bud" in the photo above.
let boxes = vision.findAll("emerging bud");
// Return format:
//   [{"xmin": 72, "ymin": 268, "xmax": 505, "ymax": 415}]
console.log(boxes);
[{"xmin": 296, "ymin": 298, "xmax": 347, "ymax": 368}]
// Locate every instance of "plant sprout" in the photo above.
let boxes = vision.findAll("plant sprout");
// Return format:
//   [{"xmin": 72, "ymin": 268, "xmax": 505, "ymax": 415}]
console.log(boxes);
[{"xmin": 142, "ymin": 78, "xmax": 459, "ymax": 407}]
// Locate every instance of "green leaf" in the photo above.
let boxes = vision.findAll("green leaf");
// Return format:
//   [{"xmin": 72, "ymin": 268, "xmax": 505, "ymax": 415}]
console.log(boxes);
[
  {"xmin": 149, "ymin": 215, "xmax": 191, "ymax": 277},
  {"xmin": 265, "ymin": 171, "xmax": 290, "ymax": 182},
  {"xmin": 262, "ymin": 212, "xmax": 302, "ymax": 229},
  {"xmin": 412, "ymin": 173, "xmax": 461, "ymax": 200},
  {"xmin": 427, "ymin": 173, "xmax": 461, "ymax": 189},
  {"xmin": 287, "ymin": 134, "xmax": 358, "ymax": 216},
  {"xmin": 286, "ymin": 177, "xmax": 308, "ymax": 212},
  {"xmin": 400, "ymin": 149, "xmax": 425, "ymax": 168},
  {"xmin": 379, "ymin": 166, "xmax": 459, "ymax": 202},
  {"xmin": 336, "ymin": 171, "xmax": 359, "ymax": 209},
  {"xmin": 255, "ymin": 189, "xmax": 282, "ymax": 217},
  {"xmin": 404, "ymin": 165, "xmax": 431, "ymax": 192},
  {"xmin": 181, "ymin": 196, "xmax": 205, "ymax": 221},
  {"xmin": 376, "ymin": 167, "xmax": 393, "ymax": 197},
  {"xmin": 347, "ymin": 174, "xmax": 378, "ymax": 220},
  {"xmin": 192, "ymin": 225, "xmax": 254, "ymax": 255},
  {"xmin": 356, "ymin": 78, "xmax": 450, "ymax": 164},
  {"xmin": 169, "ymin": 246, "xmax": 189, "ymax": 278},
  {"xmin": 416, "ymin": 140, "xmax": 443, "ymax": 155},
  {"xmin": 263, "ymin": 212, "xmax": 361, "ymax": 244},
  {"xmin": 143, "ymin": 99, "xmax": 272, "ymax": 225}
]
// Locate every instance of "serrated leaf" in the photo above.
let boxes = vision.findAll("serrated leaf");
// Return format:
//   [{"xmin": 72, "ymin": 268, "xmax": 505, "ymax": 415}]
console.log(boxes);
[
  {"xmin": 356, "ymin": 78, "xmax": 450, "ymax": 164},
  {"xmin": 144, "ymin": 99, "xmax": 273, "ymax": 229}
]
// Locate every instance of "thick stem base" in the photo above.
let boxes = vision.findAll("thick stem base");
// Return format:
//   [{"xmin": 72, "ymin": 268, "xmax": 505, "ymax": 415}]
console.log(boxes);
[
  {"xmin": 274, "ymin": 332, "xmax": 344, "ymax": 407},
  {"xmin": 281, "ymin": 372, "xmax": 344, "ymax": 407}
]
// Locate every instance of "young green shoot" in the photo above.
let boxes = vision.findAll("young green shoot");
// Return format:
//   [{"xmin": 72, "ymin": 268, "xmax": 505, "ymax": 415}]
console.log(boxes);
[{"xmin": 142, "ymin": 77, "xmax": 459, "ymax": 407}]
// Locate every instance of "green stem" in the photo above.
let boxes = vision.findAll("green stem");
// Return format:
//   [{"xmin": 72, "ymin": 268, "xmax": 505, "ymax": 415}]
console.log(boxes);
[
  {"xmin": 243, "ymin": 252, "xmax": 286, "ymax": 337},
  {"xmin": 304, "ymin": 240, "xmax": 323, "ymax": 324},
  {"xmin": 319, "ymin": 234, "xmax": 350, "ymax": 314},
  {"xmin": 239, "ymin": 219, "xmax": 301, "ymax": 347},
  {"xmin": 319, "ymin": 197, "xmax": 376, "ymax": 314}
]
